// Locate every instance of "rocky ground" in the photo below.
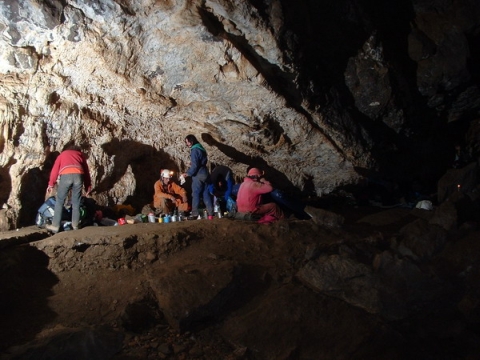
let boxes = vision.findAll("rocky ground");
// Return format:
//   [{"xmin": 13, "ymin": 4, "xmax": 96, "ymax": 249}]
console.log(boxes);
[{"xmin": 1, "ymin": 193, "xmax": 480, "ymax": 359}]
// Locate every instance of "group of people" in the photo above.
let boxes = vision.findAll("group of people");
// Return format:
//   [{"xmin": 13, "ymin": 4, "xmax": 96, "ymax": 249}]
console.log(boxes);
[
  {"xmin": 45, "ymin": 134, "xmax": 312, "ymax": 233},
  {"xmin": 153, "ymin": 135, "xmax": 311, "ymax": 224},
  {"xmin": 152, "ymin": 135, "xmax": 215, "ymax": 220},
  {"xmin": 153, "ymin": 164, "xmax": 288, "ymax": 223}
]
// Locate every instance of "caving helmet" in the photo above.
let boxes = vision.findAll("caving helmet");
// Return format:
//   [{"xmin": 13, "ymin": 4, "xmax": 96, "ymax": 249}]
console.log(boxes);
[{"xmin": 160, "ymin": 169, "xmax": 174, "ymax": 179}]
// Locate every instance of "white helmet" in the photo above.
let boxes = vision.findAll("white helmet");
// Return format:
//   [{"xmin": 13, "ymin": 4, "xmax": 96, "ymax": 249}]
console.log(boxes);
[
  {"xmin": 161, "ymin": 169, "xmax": 174, "ymax": 178},
  {"xmin": 415, "ymin": 200, "xmax": 433, "ymax": 211}
]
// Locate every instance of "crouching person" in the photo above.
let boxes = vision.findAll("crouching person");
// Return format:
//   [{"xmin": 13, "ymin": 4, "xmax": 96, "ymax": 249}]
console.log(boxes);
[
  {"xmin": 208, "ymin": 165, "xmax": 237, "ymax": 215},
  {"xmin": 236, "ymin": 167, "xmax": 283, "ymax": 224},
  {"xmin": 153, "ymin": 169, "xmax": 189, "ymax": 215}
]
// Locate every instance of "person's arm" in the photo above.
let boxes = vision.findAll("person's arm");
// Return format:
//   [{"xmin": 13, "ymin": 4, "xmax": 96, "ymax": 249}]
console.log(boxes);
[
  {"xmin": 172, "ymin": 182, "xmax": 188, "ymax": 202},
  {"xmin": 81, "ymin": 154, "xmax": 92, "ymax": 195},
  {"xmin": 225, "ymin": 177, "xmax": 234, "ymax": 201},
  {"xmin": 153, "ymin": 181, "xmax": 170, "ymax": 198},
  {"xmin": 253, "ymin": 180, "xmax": 273, "ymax": 195},
  {"xmin": 208, "ymin": 184, "xmax": 215, "ymax": 196},
  {"xmin": 186, "ymin": 148, "xmax": 202, "ymax": 177},
  {"xmin": 47, "ymin": 157, "xmax": 61, "ymax": 193}
]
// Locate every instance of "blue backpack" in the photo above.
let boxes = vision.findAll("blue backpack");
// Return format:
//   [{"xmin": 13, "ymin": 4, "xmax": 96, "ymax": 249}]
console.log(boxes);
[{"xmin": 35, "ymin": 196, "xmax": 56, "ymax": 228}]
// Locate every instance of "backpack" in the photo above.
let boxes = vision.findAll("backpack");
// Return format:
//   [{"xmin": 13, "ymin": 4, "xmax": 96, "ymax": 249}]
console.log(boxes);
[
  {"xmin": 62, "ymin": 196, "xmax": 97, "ymax": 227},
  {"xmin": 79, "ymin": 196, "xmax": 97, "ymax": 227},
  {"xmin": 35, "ymin": 196, "xmax": 82, "ymax": 228},
  {"xmin": 35, "ymin": 196, "xmax": 56, "ymax": 228}
]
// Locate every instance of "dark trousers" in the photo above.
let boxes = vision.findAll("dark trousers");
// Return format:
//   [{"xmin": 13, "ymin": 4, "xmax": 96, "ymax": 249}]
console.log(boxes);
[
  {"xmin": 266, "ymin": 189, "xmax": 310, "ymax": 219},
  {"xmin": 52, "ymin": 173, "xmax": 83, "ymax": 230},
  {"xmin": 191, "ymin": 174, "xmax": 213, "ymax": 216}
]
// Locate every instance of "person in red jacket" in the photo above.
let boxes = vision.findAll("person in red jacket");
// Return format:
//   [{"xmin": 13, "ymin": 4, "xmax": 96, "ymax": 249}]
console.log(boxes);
[
  {"xmin": 153, "ymin": 169, "xmax": 189, "ymax": 215},
  {"xmin": 45, "ymin": 144, "xmax": 92, "ymax": 233},
  {"xmin": 236, "ymin": 167, "xmax": 284, "ymax": 223}
]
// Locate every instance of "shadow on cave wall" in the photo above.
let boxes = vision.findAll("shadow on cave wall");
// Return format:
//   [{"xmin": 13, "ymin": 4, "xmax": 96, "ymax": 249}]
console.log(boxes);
[
  {"xmin": 279, "ymin": 0, "xmax": 370, "ymax": 101},
  {"xmin": 0, "ymin": 167, "xmax": 13, "ymax": 208},
  {"xmin": 19, "ymin": 140, "xmax": 182, "ymax": 226},
  {"xmin": 279, "ymin": 0, "xmax": 423, "ymax": 114},
  {"xmin": 200, "ymin": 0, "xmax": 456, "ymax": 190},
  {"xmin": 0, "ymin": 156, "xmax": 19, "ymax": 216},
  {"xmin": 202, "ymin": 133, "xmax": 309, "ymax": 197},
  {"xmin": 0, "ymin": 163, "xmax": 13, "ymax": 229},
  {"xmin": 97, "ymin": 139, "xmax": 181, "ymax": 212},
  {"xmin": 279, "ymin": 0, "xmax": 465, "ymax": 191},
  {"xmin": 0, "ymin": 245, "xmax": 59, "ymax": 353},
  {"xmin": 199, "ymin": 3, "xmax": 345, "ymax": 157},
  {"xmin": 18, "ymin": 168, "xmax": 50, "ymax": 228},
  {"xmin": 17, "ymin": 152, "xmax": 57, "ymax": 228}
]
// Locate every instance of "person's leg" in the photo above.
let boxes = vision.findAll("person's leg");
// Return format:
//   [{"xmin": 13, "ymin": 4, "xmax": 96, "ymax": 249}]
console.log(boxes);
[
  {"xmin": 255, "ymin": 202, "xmax": 284, "ymax": 220},
  {"xmin": 231, "ymin": 183, "xmax": 241, "ymax": 198},
  {"xmin": 166, "ymin": 199, "xmax": 176, "ymax": 214},
  {"xmin": 270, "ymin": 189, "xmax": 308, "ymax": 219},
  {"xmin": 217, "ymin": 197, "xmax": 227, "ymax": 213},
  {"xmin": 155, "ymin": 197, "xmax": 172, "ymax": 214},
  {"xmin": 172, "ymin": 195, "xmax": 189, "ymax": 214},
  {"xmin": 70, "ymin": 174, "xmax": 83, "ymax": 230},
  {"xmin": 50, "ymin": 176, "xmax": 71, "ymax": 232},
  {"xmin": 191, "ymin": 176, "xmax": 201, "ymax": 216},
  {"xmin": 202, "ymin": 180, "xmax": 213, "ymax": 216},
  {"xmin": 177, "ymin": 202, "xmax": 189, "ymax": 212}
]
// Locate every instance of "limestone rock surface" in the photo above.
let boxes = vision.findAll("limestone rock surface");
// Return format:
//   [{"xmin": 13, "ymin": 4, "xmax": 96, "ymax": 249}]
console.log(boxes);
[{"xmin": 1, "ymin": 0, "xmax": 479, "ymax": 229}]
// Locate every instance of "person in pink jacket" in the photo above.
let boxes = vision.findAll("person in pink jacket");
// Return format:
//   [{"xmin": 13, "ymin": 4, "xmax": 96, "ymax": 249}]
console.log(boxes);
[
  {"xmin": 236, "ymin": 167, "xmax": 284, "ymax": 223},
  {"xmin": 45, "ymin": 144, "xmax": 92, "ymax": 233}
]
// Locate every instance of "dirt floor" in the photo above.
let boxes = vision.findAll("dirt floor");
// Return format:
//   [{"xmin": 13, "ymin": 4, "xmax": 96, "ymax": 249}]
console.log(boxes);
[{"xmin": 1, "ymin": 202, "xmax": 478, "ymax": 359}]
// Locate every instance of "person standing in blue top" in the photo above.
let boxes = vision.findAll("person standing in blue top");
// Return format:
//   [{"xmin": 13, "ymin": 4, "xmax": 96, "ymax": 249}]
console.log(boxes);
[{"xmin": 182, "ymin": 134, "xmax": 214, "ymax": 220}]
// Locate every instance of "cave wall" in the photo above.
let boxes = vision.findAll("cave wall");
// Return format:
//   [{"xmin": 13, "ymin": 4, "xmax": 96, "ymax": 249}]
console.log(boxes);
[{"xmin": 0, "ymin": 0, "xmax": 479, "ymax": 229}]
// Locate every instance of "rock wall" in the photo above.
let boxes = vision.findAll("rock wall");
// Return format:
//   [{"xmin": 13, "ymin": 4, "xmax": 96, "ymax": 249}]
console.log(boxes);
[{"xmin": 1, "ymin": 0, "xmax": 479, "ymax": 229}]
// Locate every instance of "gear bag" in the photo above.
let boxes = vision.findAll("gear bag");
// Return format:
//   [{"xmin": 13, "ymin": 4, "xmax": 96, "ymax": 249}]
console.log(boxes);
[
  {"xmin": 62, "ymin": 196, "xmax": 97, "ymax": 227},
  {"xmin": 79, "ymin": 196, "xmax": 96, "ymax": 227},
  {"xmin": 35, "ymin": 196, "xmax": 56, "ymax": 228},
  {"xmin": 35, "ymin": 196, "xmax": 83, "ymax": 228}
]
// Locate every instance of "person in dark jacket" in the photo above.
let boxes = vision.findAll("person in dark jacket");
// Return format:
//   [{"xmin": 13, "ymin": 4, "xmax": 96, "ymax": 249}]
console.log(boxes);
[
  {"xmin": 181, "ymin": 135, "xmax": 213, "ymax": 220},
  {"xmin": 45, "ymin": 143, "xmax": 92, "ymax": 233},
  {"xmin": 208, "ymin": 165, "xmax": 236, "ymax": 213}
]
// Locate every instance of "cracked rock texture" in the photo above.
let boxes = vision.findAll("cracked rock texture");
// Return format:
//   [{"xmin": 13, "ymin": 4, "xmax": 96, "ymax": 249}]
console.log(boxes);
[{"xmin": 1, "ymin": 0, "xmax": 479, "ymax": 230}]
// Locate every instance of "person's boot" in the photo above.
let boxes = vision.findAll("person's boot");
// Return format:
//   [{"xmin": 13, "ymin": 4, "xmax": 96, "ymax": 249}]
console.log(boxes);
[
  {"xmin": 45, "ymin": 224, "xmax": 59, "ymax": 233},
  {"xmin": 187, "ymin": 214, "xmax": 199, "ymax": 220}
]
